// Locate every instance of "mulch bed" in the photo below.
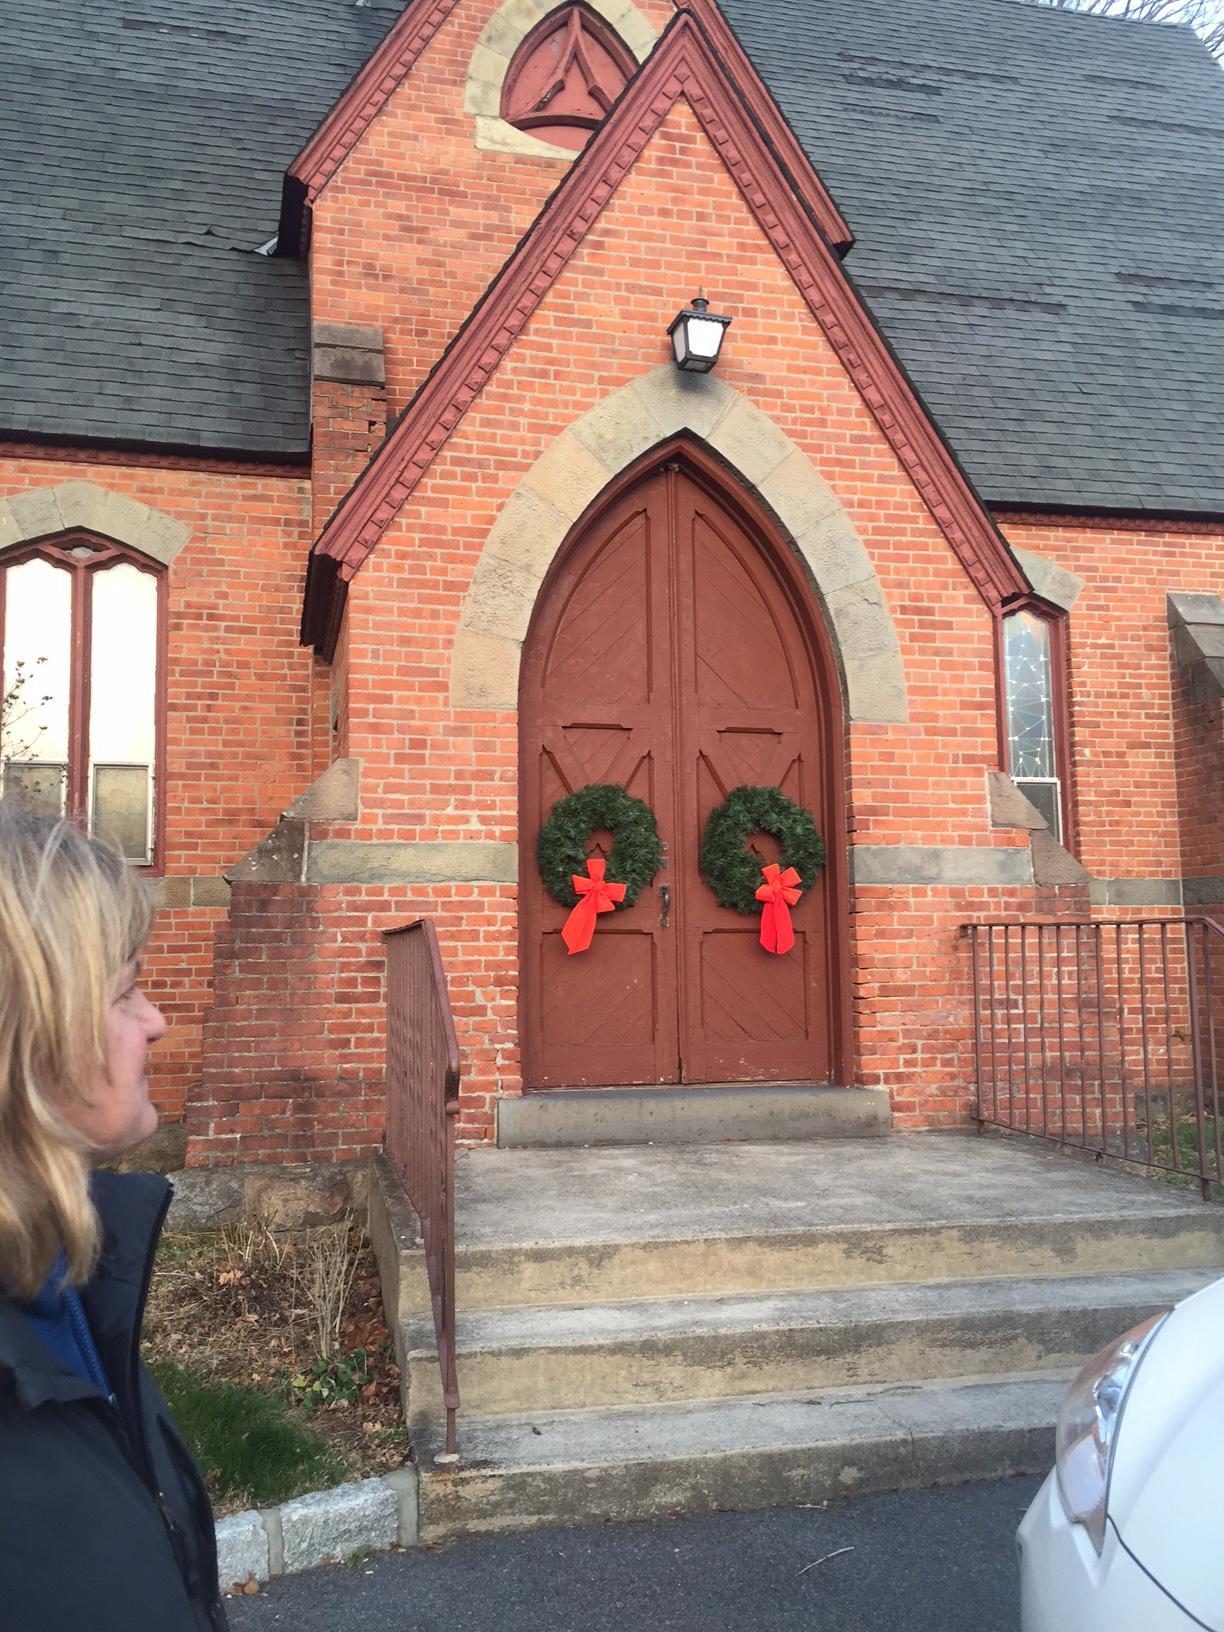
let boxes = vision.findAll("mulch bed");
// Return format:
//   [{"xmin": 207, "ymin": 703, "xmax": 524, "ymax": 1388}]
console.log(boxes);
[{"xmin": 143, "ymin": 1221, "xmax": 409, "ymax": 1514}]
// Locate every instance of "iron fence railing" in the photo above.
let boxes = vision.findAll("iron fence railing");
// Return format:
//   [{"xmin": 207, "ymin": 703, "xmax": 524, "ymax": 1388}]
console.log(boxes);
[
  {"xmin": 961, "ymin": 916, "xmax": 1224, "ymax": 1200},
  {"xmin": 383, "ymin": 919, "xmax": 460, "ymax": 1455}
]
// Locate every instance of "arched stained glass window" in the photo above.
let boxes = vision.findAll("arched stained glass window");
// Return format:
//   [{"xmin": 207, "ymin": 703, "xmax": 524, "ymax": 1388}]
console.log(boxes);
[
  {"xmin": 501, "ymin": 4, "xmax": 636, "ymax": 152},
  {"xmin": 1002, "ymin": 607, "xmax": 1067, "ymax": 842},
  {"xmin": 1, "ymin": 535, "xmax": 164, "ymax": 864}
]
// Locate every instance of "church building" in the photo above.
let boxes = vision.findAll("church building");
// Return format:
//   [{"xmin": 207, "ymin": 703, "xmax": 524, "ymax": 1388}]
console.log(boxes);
[{"xmin": 1, "ymin": 0, "xmax": 1221, "ymax": 1165}]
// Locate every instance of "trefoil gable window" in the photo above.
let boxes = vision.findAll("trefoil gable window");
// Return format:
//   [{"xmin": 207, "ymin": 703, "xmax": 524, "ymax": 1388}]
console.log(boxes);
[
  {"xmin": 0, "ymin": 533, "xmax": 165, "ymax": 866},
  {"xmin": 501, "ymin": 3, "xmax": 637, "ymax": 152}
]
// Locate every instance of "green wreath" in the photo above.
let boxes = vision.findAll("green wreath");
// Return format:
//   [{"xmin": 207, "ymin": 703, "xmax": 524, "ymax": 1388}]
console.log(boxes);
[
  {"xmin": 701, "ymin": 785, "xmax": 825, "ymax": 915},
  {"xmin": 538, "ymin": 783, "xmax": 662, "ymax": 910}
]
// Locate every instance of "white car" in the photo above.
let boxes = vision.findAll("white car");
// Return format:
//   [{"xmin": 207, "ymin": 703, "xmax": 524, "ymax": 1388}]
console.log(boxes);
[{"xmin": 1019, "ymin": 1275, "xmax": 1224, "ymax": 1630}]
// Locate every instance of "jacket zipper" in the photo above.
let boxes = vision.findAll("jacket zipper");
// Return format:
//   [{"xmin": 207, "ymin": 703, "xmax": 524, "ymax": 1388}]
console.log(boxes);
[
  {"xmin": 66, "ymin": 1286, "xmax": 116, "ymax": 1406},
  {"xmin": 112, "ymin": 1191, "xmax": 203, "ymax": 1597},
  {"xmin": 113, "ymin": 1185, "xmax": 172, "ymax": 1490}
]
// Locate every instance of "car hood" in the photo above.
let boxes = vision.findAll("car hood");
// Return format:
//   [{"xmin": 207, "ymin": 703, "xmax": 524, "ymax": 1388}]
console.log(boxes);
[{"xmin": 1108, "ymin": 1274, "xmax": 1224, "ymax": 1632}]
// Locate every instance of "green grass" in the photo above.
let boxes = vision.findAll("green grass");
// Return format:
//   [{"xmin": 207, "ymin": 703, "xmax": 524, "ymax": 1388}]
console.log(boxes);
[
  {"xmin": 150, "ymin": 1358, "xmax": 348, "ymax": 1509},
  {"xmin": 1145, "ymin": 1113, "xmax": 1224, "ymax": 1201}
]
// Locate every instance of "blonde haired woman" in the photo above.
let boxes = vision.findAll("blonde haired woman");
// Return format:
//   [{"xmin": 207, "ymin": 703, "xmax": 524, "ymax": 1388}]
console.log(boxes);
[{"xmin": 0, "ymin": 804, "xmax": 228, "ymax": 1631}]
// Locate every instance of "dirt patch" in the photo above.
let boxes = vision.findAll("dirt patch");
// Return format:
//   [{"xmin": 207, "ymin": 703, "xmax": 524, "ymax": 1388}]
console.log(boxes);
[{"xmin": 144, "ymin": 1221, "xmax": 408, "ymax": 1515}]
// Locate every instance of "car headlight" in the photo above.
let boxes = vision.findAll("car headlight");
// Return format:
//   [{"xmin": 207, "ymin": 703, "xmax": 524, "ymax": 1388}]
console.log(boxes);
[{"xmin": 1055, "ymin": 1313, "xmax": 1166, "ymax": 1554}]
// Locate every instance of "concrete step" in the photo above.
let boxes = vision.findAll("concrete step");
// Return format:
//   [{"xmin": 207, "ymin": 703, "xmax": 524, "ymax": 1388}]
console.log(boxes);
[
  {"xmin": 404, "ymin": 1268, "xmax": 1210, "ymax": 1424},
  {"xmin": 414, "ymin": 1372, "xmax": 1067, "ymax": 1543},
  {"xmin": 443, "ymin": 1208, "xmax": 1224, "ymax": 1311},
  {"xmin": 496, "ymin": 1084, "xmax": 891, "ymax": 1147}
]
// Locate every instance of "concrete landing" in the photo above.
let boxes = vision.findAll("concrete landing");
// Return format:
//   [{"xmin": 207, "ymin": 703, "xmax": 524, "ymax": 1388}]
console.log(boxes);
[
  {"xmin": 455, "ymin": 1132, "xmax": 1212, "ymax": 1248},
  {"xmin": 438, "ymin": 1134, "xmax": 1224, "ymax": 1308}
]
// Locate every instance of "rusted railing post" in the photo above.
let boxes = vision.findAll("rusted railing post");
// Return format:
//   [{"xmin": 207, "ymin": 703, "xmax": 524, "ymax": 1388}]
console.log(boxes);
[{"xmin": 383, "ymin": 919, "xmax": 461, "ymax": 1458}]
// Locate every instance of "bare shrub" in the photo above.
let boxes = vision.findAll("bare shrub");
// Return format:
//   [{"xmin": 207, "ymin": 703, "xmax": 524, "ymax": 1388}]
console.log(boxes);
[
  {"xmin": 291, "ymin": 1217, "xmax": 361, "ymax": 1361},
  {"xmin": 217, "ymin": 1215, "xmax": 291, "ymax": 1289}
]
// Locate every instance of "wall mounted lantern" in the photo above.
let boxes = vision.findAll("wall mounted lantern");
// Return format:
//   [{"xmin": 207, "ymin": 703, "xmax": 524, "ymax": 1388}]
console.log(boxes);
[{"xmin": 667, "ymin": 294, "xmax": 732, "ymax": 373}]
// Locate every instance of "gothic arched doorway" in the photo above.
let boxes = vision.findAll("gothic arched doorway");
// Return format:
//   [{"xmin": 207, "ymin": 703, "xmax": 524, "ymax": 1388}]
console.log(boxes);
[{"xmin": 519, "ymin": 440, "xmax": 848, "ymax": 1089}]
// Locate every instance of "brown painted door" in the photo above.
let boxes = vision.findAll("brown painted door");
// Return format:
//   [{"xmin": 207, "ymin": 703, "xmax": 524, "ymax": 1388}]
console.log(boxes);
[
  {"xmin": 671, "ymin": 473, "xmax": 830, "ymax": 1083},
  {"xmin": 521, "ymin": 459, "xmax": 830, "ymax": 1089}
]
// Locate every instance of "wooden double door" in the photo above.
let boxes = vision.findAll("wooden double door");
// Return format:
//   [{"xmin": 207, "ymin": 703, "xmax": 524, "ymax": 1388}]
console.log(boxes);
[{"xmin": 520, "ymin": 450, "xmax": 838, "ymax": 1089}]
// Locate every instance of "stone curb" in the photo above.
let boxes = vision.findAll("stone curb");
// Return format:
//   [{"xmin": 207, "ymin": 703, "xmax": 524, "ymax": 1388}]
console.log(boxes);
[{"xmin": 215, "ymin": 1468, "xmax": 419, "ymax": 1592}]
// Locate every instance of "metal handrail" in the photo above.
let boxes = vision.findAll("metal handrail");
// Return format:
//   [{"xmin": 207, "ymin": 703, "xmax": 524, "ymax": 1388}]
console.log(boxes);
[
  {"xmin": 962, "ymin": 915, "xmax": 1224, "ymax": 1200},
  {"xmin": 383, "ymin": 919, "xmax": 461, "ymax": 1456}
]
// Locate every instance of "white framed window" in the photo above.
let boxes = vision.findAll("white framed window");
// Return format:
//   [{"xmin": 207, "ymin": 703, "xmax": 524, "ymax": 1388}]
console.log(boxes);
[{"xmin": 1, "ymin": 536, "xmax": 163, "ymax": 865}]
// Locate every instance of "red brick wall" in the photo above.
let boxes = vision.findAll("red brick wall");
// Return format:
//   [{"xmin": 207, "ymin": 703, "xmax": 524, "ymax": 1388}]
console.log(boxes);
[
  {"xmin": 998, "ymin": 514, "xmax": 1223, "ymax": 888},
  {"xmin": 308, "ymin": 0, "xmax": 674, "ymax": 413},
  {"xmin": 188, "ymin": 880, "xmax": 515, "ymax": 1162},
  {"xmin": 1171, "ymin": 658, "xmax": 1224, "ymax": 887},
  {"xmin": 0, "ymin": 452, "xmax": 313, "ymax": 1120}
]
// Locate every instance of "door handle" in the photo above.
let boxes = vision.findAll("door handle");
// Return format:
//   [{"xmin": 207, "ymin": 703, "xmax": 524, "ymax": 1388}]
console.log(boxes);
[{"xmin": 658, "ymin": 884, "xmax": 671, "ymax": 929}]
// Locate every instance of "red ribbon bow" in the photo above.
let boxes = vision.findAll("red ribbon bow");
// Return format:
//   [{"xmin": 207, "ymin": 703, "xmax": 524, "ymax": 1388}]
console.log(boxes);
[
  {"xmin": 561, "ymin": 857, "xmax": 627, "ymax": 955},
  {"xmin": 755, "ymin": 862, "xmax": 802, "ymax": 955}
]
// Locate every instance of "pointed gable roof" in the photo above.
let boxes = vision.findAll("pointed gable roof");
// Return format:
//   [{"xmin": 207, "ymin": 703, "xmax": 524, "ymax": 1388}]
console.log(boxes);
[
  {"xmin": 277, "ymin": 0, "xmax": 853, "ymax": 258},
  {"xmin": 301, "ymin": 8, "xmax": 1025, "ymax": 656},
  {"xmin": 279, "ymin": 0, "xmax": 463, "ymax": 256}
]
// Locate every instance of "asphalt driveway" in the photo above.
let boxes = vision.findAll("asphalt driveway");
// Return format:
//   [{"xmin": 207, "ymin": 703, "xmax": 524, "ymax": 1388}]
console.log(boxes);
[{"xmin": 229, "ymin": 1474, "xmax": 1041, "ymax": 1632}]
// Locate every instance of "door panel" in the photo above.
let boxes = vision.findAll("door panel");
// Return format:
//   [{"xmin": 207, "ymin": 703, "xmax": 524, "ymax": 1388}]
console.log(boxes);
[
  {"xmin": 673, "ymin": 478, "xmax": 830, "ymax": 1083},
  {"xmin": 521, "ymin": 482, "xmax": 679, "ymax": 1088},
  {"xmin": 521, "ymin": 456, "xmax": 832, "ymax": 1090}
]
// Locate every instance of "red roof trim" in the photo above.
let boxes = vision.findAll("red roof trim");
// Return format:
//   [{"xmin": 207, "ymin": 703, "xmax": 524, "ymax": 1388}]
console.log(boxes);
[
  {"xmin": 280, "ymin": 0, "xmax": 463, "ymax": 254},
  {"xmin": 682, "ymin": 0, "xmax": 853, "ymax": 254},
  {"xmin": 279, "ymin": 0, "xmax": 856, "ymax": 258},
  {"xmin": 302, "ymin": 10, "xmax": 1025, "ymax": 654}
]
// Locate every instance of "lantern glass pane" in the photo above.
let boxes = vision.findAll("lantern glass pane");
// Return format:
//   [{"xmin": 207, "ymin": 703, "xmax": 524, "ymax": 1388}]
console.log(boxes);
[
  {"xmin": 686, "ymin": 315, "xmax": 725, "ymax": 360},
  {"xmin": 671, "ymin": 322, "xmax": 688, "ymax": 364}
]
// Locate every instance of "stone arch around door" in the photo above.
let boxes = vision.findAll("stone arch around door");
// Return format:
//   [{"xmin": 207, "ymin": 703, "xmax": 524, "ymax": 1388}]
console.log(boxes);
[
  {"xmin": 450, "ymin": 365, "xmax": 909, "ymax": 725},
  {"xmin": 519, "ymin": 438, "xmax": 851, "ymax": 1090}
]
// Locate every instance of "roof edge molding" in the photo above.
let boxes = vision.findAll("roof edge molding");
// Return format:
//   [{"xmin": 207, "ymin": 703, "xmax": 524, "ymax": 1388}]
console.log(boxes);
[
  {"xmin": 466, "ymin": 0, "xmax": 658, "ymax": 161},
  {"xmin": 301, "ymin": 9, "xmax": 1027, "ymax": 656},
  {"xmin": 0, "ymin": 480, "xmax": 190, "ymax": 565},
  {"xmin": 682, "ymin": 0, "xmax": 854, "ymax": 255},
  {"xmin": 451, "ymin": 367, "xmax": 909, "ymax": 723},
  {"xmin": 280, "ymin": 0, "xmax": 464, "ymax": 254}
]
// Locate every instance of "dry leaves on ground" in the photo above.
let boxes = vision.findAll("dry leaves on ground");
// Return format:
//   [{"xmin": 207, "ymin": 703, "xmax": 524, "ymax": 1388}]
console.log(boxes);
[{"xmin": 144, "ymin": 1220, "xmax": 408, "ymax": 1480}]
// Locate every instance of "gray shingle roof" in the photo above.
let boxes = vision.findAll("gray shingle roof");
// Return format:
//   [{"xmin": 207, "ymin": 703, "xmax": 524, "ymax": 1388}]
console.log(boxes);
[
  {"xmin": 2, "ymin": 0, "xmax": 1223, "ymax": 509},
  {"xmin": 720, "ymin": 0, "xmax": 1224, "ymax": 512},
  {"xmin": 0, "ymin": 0, "xmax": 398, "ymax": 455}
]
